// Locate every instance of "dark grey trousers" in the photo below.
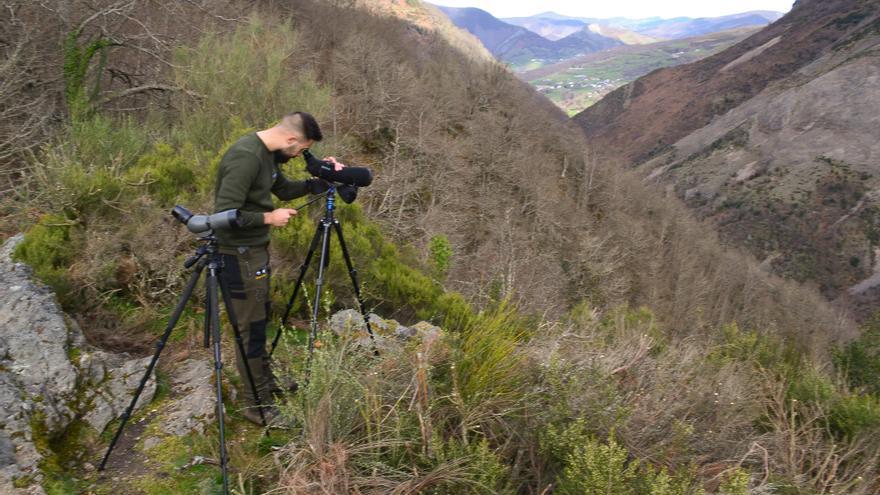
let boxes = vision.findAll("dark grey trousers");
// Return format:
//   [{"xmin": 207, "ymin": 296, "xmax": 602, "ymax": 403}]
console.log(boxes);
[{"xmin": 218, "ymin": 245, "xmax": 278, "ymax": 407}]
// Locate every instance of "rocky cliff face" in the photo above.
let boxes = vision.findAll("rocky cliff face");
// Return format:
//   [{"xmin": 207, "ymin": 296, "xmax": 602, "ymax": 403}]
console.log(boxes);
[
  {"xmin": 572, "ymin": 0, "xmax": 880, "ymax": 318},
  {"xmin": 0, "ymin": 235, "xmax": 155, "ymax": 494}
]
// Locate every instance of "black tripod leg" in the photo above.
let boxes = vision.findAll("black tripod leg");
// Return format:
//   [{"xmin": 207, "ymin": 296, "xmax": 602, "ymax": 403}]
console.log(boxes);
[
  {"xmin": 206, "ymin": 268, "xmax": 230, "ymax": 494},
  {"xmin": 271, "ymin": 224, "xmax": 323, "ymax": 357},
  {"xmin": 332, "ymin": 220, "xmax": 378, "ymax": 354},
  {"xmin": 203, "ymin": 279, "xmax": 211, "ymax": 348},
  {"xmin": 218, "ymin": 275, "xmax": 269, "ymax": 432},
  {"xmin": 305, "ymin": 221, "xmax": 332, "ymax": 385},
  {"xmin": 99, "ymin": 261, "xmax": 205, "ymax": 471}
]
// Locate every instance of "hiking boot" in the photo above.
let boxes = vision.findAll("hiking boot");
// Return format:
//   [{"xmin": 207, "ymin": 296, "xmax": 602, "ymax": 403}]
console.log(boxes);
[
  {"xmin": 241, "ymin": 405, "xmax": 290, "ymax": 428},
  {"xmin": 271, "ymin": 381, "xmax": 299, "ymax": 401}
]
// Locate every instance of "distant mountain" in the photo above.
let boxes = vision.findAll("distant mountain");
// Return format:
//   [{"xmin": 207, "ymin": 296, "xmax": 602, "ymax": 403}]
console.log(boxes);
[
  {"xmin": 637, "ymin": 11, "xmax": 784, "ymax": 38},
  {"xmin": 503, "ymin": 13, "xmax": 657, "ymax": 44},
  {"xmin": 586, "ymin": 24, "xmax": 659, "ymax": 45},
  {"xmin": 500, "ymin": 16, "xmax": 587, "ymax": 41},
  {"xmin": 436, "ymin": 6, "xmax": 621, "ymax": 66},
  {"xmin": 504, "ymin": 11, "xmax": 782, "ymax": 41},
  {"xmin": 573, "ymin": 0, "xmax": 880, "ymax": 318}
]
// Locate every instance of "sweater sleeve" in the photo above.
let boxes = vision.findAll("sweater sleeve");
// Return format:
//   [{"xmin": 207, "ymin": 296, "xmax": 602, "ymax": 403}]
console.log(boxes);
[
  {"xmin": 271, "ymin": 169, "xmax": 308, "ymax": 201},
  {"xmin": 214, "ymin": 149, "xmax": 265, "ymax": 228}
]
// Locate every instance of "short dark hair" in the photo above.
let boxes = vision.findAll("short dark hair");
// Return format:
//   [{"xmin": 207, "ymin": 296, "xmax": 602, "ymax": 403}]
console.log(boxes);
[{"xmin": 282, "ymin": 111, "xmax": 323, "ymax": 142}]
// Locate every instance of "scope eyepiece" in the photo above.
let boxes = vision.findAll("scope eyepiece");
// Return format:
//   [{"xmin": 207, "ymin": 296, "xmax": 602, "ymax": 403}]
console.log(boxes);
[{"xmin": 172, "ymin": 206, "xmax": 240, "ymax": 234}]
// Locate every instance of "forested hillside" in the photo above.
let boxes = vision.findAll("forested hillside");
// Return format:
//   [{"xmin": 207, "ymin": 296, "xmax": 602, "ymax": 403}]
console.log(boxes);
[{"xmin": 1, "ymin": 1, "xmax": 878, "ymax": 494}]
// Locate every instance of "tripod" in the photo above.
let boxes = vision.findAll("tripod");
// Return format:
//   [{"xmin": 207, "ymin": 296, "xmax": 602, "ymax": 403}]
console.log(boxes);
[
  {"xmin": 269, "ymin": 185, "xmax": 377, "ymax": 377},
  {"xmin": 98, "ymin": 234, "xmax": 272, "ymax": 495}
]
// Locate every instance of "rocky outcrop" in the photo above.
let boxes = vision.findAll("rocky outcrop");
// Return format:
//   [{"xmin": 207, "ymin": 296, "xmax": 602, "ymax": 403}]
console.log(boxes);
[
  {"xmin": 157, "ymin": 358, "xmax": 215, "ymax": 437},
  {"xmin": 329, "ymin": 309, "xmax": 443, "ymax": 348},
  {"xmin": 0, "ymin": 235, "xmax": 155, "ymax": 494}
]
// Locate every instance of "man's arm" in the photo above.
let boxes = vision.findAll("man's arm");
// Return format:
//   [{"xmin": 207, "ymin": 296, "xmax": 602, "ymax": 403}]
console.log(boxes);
[
  {"xmin": 269, "ymin": 154, "xmax": 346, "ymax": 201},
  {"xmin": 271, "ymin": 169, "xmax": 308, "ymax": 201},
  {"xmin": 215, "ymin": 149, "xmax": 266, "ymax": 227}
]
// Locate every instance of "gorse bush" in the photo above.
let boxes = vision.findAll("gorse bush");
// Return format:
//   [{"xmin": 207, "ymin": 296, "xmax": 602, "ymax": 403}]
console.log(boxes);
[
  {"xmin": 13, "ymin": 214, "xmax": 80, "ymax": 306},
  {"xmin": 124, "ymin": 143, "xmax": 197, "ymax": 206},
  {"xmin": 543, "ymin": 419, "xmax": 706, "ymax": 495},
  {"xmin": 834, "ymin": 314, "xmax": 880, "ymax": 395}
]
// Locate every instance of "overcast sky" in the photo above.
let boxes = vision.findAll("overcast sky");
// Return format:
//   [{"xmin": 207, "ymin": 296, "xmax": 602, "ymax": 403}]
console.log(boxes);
[{"xmin": 430, "ymin": 1, "xmax": 795, "ymax": 19}]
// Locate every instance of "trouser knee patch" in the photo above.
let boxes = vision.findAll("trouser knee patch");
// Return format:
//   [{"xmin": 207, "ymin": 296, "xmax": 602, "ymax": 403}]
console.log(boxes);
[{"xmin": 247, "ymin": 319, "xmax": 268, "ymax": 358}]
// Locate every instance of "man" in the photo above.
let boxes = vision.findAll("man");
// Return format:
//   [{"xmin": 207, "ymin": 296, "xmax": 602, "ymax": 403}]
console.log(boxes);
[{"xmin": 213, "ymin": 112, "xmax": 343, "ymax": 424}]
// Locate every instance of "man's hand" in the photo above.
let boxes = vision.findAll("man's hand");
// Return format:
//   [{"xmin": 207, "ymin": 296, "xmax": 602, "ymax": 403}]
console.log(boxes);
[
  {"xmin": 264, "ymin": 208, "xmax": 297, "ymax": 227},
  {"xmin": 324, "ymin": 156, "xmax": 346, "ymax": 171}
]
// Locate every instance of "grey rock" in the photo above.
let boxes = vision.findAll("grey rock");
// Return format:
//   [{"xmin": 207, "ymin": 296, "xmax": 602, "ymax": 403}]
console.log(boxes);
[
  {"xmin": 411, "ymin": 321, "xmax": 443, "ymax": 345},
  {"xmin": 160, "ymin": 358, "xmax": 215, "ymax": 436},
  {"xmin": 142, "ymin": 436, "xmax": 161, "ymax": 451},
  {"xmin": 394, "ymin": 325, "xmax": 416, "ymax": 340},
  {"xmin": 327, "ymin": 310, "xmax": 444, "ymax": 349},
  {"xmin": 328, "ymin": 309, "xmax": 367, "ymax": 336},
  {"xmin": 82, "ymin": 351, "xmax": 156, "ymax": 433},
  {"xmin": 0, "ymin": 235, "xmax": 155, "ymax": 493},
  {"xmin": 0, "ymin": 430, "xmax": 15, "ymax": 467}
]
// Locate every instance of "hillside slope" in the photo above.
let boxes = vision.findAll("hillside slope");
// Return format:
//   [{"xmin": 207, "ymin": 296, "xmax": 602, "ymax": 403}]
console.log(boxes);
[
  {"xmin": 351, "ymin": 0, "xmax": 494, "ymax": 62},
  {"xmin": 572, "ymin": 0, "xmax": 880, "ymax": 317}
]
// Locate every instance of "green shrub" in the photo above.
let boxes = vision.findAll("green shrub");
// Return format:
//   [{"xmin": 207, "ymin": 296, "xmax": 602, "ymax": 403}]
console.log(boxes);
[
  {"xmin": 429, "ymin": 437, "xmax": 512, "ymax": 494},
  {"xmin": 834, "ymin": 315, "xmax": 880, "ymax": 395},
  {"xmin": 644, "ymin": 467, "xmax": 704, "ymax": 495},
  {"xmin": 62, "ymin": 26, "xmax": 113, "ymax": 118},
  {"xmin": 13, "ymin": 214, "xmax": 80, "ymax": 307},
  {"xmin": 68, "ymin": 113, "xmax": 150, "ymax": 170},
  {"xmin": 124, "ymin": 143, "xmax": 197, "ymax": 205},
  {"xmin": 453, "ymin": 302, "xmax": 527, "ymax": 413},
  {"xmin": 557, "ymin": 433, "xmax": 638, "ymax": 494},
  {"xmin": 717, "ymin": 468, "xmax": 750, "ymax": 495},
  {"xmin": 172, "ymin": 16, "xmax": 331, "ymax": 150},
  {"xmin": 787, "ymin": 368, "xmax": 880, "ymax": 440},
  {"xmin": 711, "ymin": 322, "xmax": 799, "ymax": 372},
  {"xmin": 543, "ymin": 419, "xmax": 703, "ymax": 495},
  {"xmin": 828, "ymin": 393, "xmax": 880, "ymax": 440},
  {"xmin": 429, "ymin": 234, "xmax": 452, "ymax": 281}
]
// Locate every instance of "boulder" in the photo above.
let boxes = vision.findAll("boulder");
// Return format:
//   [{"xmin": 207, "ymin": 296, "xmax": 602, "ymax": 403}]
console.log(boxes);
[{"xmin": 0, "ymin": 235, "xmax": 155, "ymax": 493}]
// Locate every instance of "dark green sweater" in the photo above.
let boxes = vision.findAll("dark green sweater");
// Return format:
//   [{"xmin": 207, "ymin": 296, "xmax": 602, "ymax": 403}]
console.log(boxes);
[{"xmin": 213, "ymin": 133, "xmax": 308, "ymax": 246}]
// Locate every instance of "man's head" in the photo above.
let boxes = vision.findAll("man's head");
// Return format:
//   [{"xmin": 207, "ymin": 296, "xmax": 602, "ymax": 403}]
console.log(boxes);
[{"xmin": 263, "ymin": 111, "xmax": 323, "ymax": 162}]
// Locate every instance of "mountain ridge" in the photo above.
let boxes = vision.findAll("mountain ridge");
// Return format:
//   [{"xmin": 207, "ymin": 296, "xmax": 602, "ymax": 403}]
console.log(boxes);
[
  {"xmin": 436, "ymin": 5, "xmax": 622, "ymax": 65},
  {"xmin": 502, "ymin": 10, "xmax": 783, "ymax": 41}
]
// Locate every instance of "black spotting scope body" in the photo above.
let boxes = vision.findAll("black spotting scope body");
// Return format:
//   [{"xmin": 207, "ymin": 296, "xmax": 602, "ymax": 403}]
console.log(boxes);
[{"xmin": 303, "ymin": 150, "xmax": 373, "ymax": 187}]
